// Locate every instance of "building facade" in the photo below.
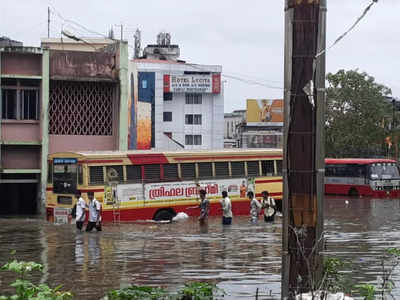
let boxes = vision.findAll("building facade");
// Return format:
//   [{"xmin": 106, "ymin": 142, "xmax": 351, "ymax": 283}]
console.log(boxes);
[
  {"xmin": 0, "ymin": 39, "xmax": 129, "ymax": 215},
  {"xmin": 224, "ymin": 110, "xmax": 246, "ymax": 148},
  {"xmin": 128, "ymin": 35, "xmax": 224, "ymax": 150}
]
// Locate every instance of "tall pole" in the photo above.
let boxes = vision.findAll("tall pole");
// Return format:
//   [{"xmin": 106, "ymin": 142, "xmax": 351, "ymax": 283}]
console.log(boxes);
[
  {"xmin": 282, "ymin": 0, "xmax": 326, "ymax": 298},
  {"xmin": 47, "ymin": 7, "xmax": 50, "ymax": 38}
]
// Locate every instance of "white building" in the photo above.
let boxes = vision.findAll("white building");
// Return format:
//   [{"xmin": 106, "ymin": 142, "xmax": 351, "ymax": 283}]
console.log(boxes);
[
  {"xmin": 224, "ymin": 110, "xmax": 246, "ymax": 148},
  {"xmin": 128, "ymin": 33, "xmax": 224, "ymax": 150}
]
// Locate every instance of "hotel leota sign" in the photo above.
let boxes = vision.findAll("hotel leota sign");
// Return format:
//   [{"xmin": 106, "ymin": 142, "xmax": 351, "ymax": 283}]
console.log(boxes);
[{"xmin": 164, "ymin": 74, "xmax": 221, "ymax": 94}]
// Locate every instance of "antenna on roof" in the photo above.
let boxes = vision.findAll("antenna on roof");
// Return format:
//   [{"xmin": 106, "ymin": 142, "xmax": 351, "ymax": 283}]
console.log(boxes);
[{"xmin": 134, "ymin": 29, "xmax": 141, "ymax": 59}]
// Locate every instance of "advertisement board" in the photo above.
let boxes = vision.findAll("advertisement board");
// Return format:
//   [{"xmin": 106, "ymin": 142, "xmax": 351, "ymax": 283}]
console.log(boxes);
[
  {"xmin": 136, "ymin": 102, "xmax": 152, "ymax": 149},
  {"xmin": 246, "ymin": 99, "xmax": 283, "ymax": 126},
  {"xmin": 164, "ymin": 74, "xmax": 221, "ymax": 94},
  {"xmin": 54, "ymin": 208, "xmax": 69, "ymax": 224}
]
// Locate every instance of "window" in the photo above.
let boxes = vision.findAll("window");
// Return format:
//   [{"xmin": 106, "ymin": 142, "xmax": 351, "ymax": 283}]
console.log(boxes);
[
  {"xmin": 185, "ymin": 114, "xmax": 202, "ymax": 125},
  {"xmin": 144, "ymin": 164, "xmax": 161, "ymax": 182},
  {"xmin": 78, "ymin": 165, "xmax": 83, "ymax": 185},
  {"xmin": 276, "ymin": 160, "xmax": 282, "ymax": 176},
  {"xmin": 126, "ymin": 165, "xmax": 142, "ymax": 182},
  {"xmin": 231, "ymin": 162, "xmax": 245, "ymax": 177},
  {"xmin": 2, "ymin": 90, "xmax": 17, "ymax": 119},
  {"xmin": 215, "ymin": 162, "xmax": 229, "ymax": 177},
  {"xmin": 2, "ymin": 79, "xmax": 40, "ymax": 120},
  {"xmin": 163, "ymin": 164, "xmax": 178, "ymax": 181},
  {"xmin": 106, "ymin": 166, "xmax": 123, "ymax": 182},
  {"xmin": 89, "ymin": 166, "xmax": 104, "ymax": 185},
  {"xmin": 262, "ymin": 160, "xmax": 275, "ymax": 176},
  {"xmin": 198, "ymin": 162, "xmax": 213, "ymax": 178},
  {"xmin": 181, "ymin": 163, "xmax": 195, "ymax": 179},
  {"xmin": 163, "ymin": 112, "xmax": 172, "ymax": 122},
  {"xmin": 185, "ymin": 135, "xmax": 202, "ymax": 145},
  {"xmin": 247, "ymin": 161, "xmax": 260, "ymax": 177},
  {"xmin": 142, "ymin": 80, "xmax": 147, "ymax": 89},
  {"xmin": 185, "ymin": 93, "xmax": 202, "ymax": 104},
  {"xmin": 163, "ymin": 92, "xmax": 173, "ymax": 101}
]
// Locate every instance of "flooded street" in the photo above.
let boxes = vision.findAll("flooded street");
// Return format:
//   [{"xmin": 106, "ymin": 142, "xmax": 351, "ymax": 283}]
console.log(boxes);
[{"xmin": 1, "ymin": 196, "xmax": 400, "ymax": 299}]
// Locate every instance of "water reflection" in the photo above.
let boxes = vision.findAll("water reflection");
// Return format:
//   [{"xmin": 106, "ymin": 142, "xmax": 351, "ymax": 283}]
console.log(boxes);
[{"xmin": 2, "ymin": 197, "xmax": 400, "ymax": 298}]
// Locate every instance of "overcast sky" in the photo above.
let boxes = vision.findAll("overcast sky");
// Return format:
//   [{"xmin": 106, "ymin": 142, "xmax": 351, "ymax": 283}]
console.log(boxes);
[{"xmin": 2, "ymin": 0, "xmax": 399, "ymax": 112}]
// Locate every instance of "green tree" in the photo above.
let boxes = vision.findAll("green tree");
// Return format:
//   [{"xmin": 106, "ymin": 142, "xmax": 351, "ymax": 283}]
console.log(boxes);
[{"xmin": 325, "ymin": 69, "xmax": 393, "ymax": 157}]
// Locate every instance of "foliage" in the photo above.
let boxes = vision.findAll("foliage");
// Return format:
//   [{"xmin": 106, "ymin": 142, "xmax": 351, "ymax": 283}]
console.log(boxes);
[
  {"xmin": 356, "ymin": 284, "xmax": 376, "ymax": 300},
  {"xmin": 178, "ymin": 282, "xmax": 224, "ymax": 300},
  {"xmin": 325, "ymin": 69, "xmax": 393, "ymax": 158},
  {"xmin": 104, "ymin": 285, "xmax": 169, "ymax": 300},
  {"xmin": 103, "ymin": 282, "xmax": 225, "ymax": 300},
  {"xmin": 321, "ymin": 257, "xmax": 350, "ymax": 294},
  {"xmin": 0, "ymin": 253, "xmax": 72, "ymax": 300}
]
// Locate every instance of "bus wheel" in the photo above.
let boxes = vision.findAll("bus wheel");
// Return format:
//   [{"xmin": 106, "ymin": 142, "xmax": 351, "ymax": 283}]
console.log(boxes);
[
  {"xmin": 154, "ymin": 209, "xmax": 176, "ymax": 221},
  {"xmin": 348, "ymin": 188, "xmax": 359, "ymax": 197}
]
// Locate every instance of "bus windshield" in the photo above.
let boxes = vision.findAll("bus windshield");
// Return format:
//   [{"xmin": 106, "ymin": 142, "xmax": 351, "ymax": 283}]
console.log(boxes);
[
  {"xmin": 369, "ymin": 163, "xmax": 400, "ymax": 179},
  {"xmin": 53, "ymin": 158, "xmax": 78, "ymax": 194}
]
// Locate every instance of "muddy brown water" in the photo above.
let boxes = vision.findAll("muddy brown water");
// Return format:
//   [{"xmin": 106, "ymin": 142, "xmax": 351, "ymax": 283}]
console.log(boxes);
[{"xmin": 1, "ymin": 196, "xmax": 400, "ymax": 299}]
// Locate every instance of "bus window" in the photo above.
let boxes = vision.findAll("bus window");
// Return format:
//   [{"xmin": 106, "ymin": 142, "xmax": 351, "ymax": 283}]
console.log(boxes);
[
  {"xmin": 89, "ymin": 166, "xmax": 104, "ymax": 185},
  {"xmin": 126, "ymin": 165, "xmax": 142, "ymax": 182},
  {"xmin": 144, "ymin": 164, "xmax": 160, "ymax": 182},
  {"xmin": 231, "ymin": 162, "xmax": 245, "ymax": 177},
  {"xmin": 215, "ymin": 162, "xmax": 229, "ymax": 178},
  {"xmin": 106, "ymin": 165, "xmax": 123, "ymax": 182},
  {"xmin": 276, "ymin": 160, "xmax": 283, "ymax": 176},
  {"xmin": 262, "ymin": 160, "xmax": 274, "ymax": 176},
  {"xmin": 163, "ymin": 164, "xmax": 178, "ymax": 181},
  {"xmin": 181, "ymin": 163, "xmax": 195, "ymax": 180},
  {"xmin": 198, "ymin": 162, "xmax": 212, "ymax": 179},
  {"xmin": 247, "ymin": 161, "xmax": 260, "ymax": 177}
]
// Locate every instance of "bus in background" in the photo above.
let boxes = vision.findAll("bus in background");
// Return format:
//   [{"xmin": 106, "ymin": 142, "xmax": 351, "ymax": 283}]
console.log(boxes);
[
  {"xmin": 325, "ymin": 158, "xmax": 400, "ymax": 197},
  {"xmin": 46, "ymin": 149, "xmax": 283, "ymax": 223}
]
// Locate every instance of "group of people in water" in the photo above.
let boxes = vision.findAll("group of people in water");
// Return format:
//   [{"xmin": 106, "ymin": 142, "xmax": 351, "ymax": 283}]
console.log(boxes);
[{"xmin": 192, "ymin": 189, "xmax": 277, "ymax": 225}]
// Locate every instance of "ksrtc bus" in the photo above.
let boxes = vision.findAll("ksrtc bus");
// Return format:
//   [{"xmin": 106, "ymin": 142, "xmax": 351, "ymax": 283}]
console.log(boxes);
[
  {"xmin": 325, "ymin": 158, "xmax": 400, "ymax": 197},
  {"xmin": 46, "ymin": 149, "xmax": 283, "ymax": 223}
]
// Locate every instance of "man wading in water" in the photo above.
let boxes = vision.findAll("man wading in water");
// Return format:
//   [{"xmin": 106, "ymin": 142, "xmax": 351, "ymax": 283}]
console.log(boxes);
[{"xmin": 188, "ymin": 189, "xmax": 210, "ymax": 225}]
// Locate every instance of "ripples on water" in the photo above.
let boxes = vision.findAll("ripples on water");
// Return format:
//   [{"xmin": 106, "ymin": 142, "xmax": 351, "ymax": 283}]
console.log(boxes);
[{"xmin": 1, "ymin": 197, "xmax": 400, "ymax": 299}]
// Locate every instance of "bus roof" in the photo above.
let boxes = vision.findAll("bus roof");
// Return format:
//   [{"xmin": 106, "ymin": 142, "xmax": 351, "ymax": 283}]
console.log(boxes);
[
  {"xmin": 48, "ymin": 148, "xmax": 283, "ymax": 163},
  {"xmin": 325, "ymin": 158, "xmax": 397, "ymax": 165}
]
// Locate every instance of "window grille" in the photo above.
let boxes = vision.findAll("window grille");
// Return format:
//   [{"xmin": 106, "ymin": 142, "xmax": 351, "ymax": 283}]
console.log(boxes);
[
  {"xmin": 163, "ymin": 164, "xmax": 178, "ymax": 181},
  {"xmin": 247, "ymin": 161, "xmax": 260, "ymax": 177},
  {"xmin": 126, "ymin": 165, "xmax": 142, "ymax": 182},
  {"xmin": 185, "ymin": 114, "xmax": 202, "ymax": 125},
  {"xmin": 262, "ymin": 160, "xmax": 275, "ymax": 176},
  {"xmin": 231, "ymin": 162, "xmax": 245, "ymax": 177},
  {"xmin": 78, "ymin": 164, "xmax": 83, "ymax": 185},
  {"xmin": 181, "ymin": 163, "xmax": 195, "ymax": 179},
  {"xmin": 49, "ymin": 81, "xmax": 114, "ymax": 135},
  {"xmin": 215, "ymin": 162, "xmax": 229, "ymax": 177},
  {"xmin": 198, "ymin": 162, "xmax": 212, "ymax": 178},
  {"xmin": 144, "ymin": 164, "xmax": 161, "ymax": 182},
  {"xmin": 89, "ymin": 166, "xmax": 104, "ymax": 185}
]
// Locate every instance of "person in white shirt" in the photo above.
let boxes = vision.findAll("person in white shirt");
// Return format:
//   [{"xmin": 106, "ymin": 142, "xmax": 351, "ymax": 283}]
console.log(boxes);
[
  {"xmin": 86, "ymin": 191, "xmax": 102, "ymax": 232},
  {"xmin": 220, "ymin": 191, "xmax": 233, "ymax": 225},
  {"xmin": 248, "ymin": 191, "xmax": 262, "ymax": 223},
  {"xmin": 262, "ymin": 190, "xmax": 276, "ymax": 222},
  {"xmin": 75, "ymin": 191, "xmax": 87, "ymax": 231}
]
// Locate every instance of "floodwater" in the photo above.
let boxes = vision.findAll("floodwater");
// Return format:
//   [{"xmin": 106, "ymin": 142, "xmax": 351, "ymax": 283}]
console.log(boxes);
[{"xmin": 1, "ymin": 196, "xmax": 400, "ymax": 299}]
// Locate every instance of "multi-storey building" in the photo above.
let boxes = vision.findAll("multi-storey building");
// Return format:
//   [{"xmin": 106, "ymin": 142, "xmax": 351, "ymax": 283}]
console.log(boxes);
[
  {"xmin": 128, "ymin": 33, "xmax": 224, "ymax": 150},
  {"xmin": 0, "ymin": 38, "xmax": 129, "ymax": 215}
]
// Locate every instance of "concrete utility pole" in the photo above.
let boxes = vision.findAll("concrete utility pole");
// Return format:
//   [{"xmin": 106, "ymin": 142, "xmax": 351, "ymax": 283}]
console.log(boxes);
[{"xmin": 282, "ymin": 0, "xmax": 326, "ymax": 298}]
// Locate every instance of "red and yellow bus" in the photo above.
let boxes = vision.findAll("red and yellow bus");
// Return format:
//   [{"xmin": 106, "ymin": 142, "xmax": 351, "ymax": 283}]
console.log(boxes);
[
  {"xmin": 325, "ymin": 158, "xmax": 400, "ymax": 197},
  {"xmin": 46, "ymin": 149, "xmax": 283, "ymax": 223}
]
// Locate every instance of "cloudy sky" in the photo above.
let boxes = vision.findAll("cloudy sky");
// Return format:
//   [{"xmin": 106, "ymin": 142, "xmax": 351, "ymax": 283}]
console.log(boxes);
[{"xmin": 2, "ymin": 0, "xmax": 399, "ymax": 112}]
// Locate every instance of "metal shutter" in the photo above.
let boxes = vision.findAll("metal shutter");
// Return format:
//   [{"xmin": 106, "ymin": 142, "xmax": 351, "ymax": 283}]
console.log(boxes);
[
  {"xmin": 181, "ymin": 163, "xmax": 195, "ymax": 179},
  {"xmin": 247, "ymin": 161, "xmax": 259, "ymax": 177},
  {"xmin": 231, "ymin": 162, "xmax": 245, "ymax": 177},
  {"xmin": 198, "ymin": 162, "xmax": 212, "ymax": 178},
  {"xmin": 215, "ymin": 162, "xmax": 229, "ymax": 177},
  {"xmin": 164, "ymin": 164, "xmax": 179, "ymax": 181}
]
